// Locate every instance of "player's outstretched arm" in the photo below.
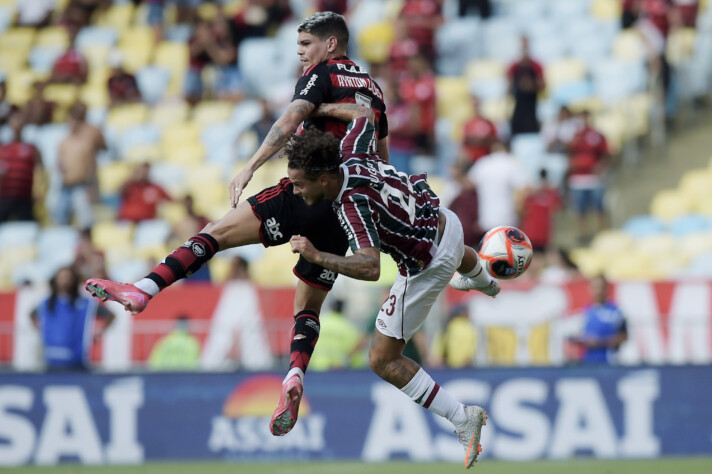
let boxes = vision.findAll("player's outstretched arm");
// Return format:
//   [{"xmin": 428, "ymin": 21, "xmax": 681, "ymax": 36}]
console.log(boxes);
[
  {"xmin": 290, "ymin": 236, "xmax": 380, "ymax": 281},
  {"xmin": 312, "ymin": 103, "xmax": 374, "ymax": 125},
  {"xmin": 229, "ymin": 99, "xmax": 316, "ymax": 207}
]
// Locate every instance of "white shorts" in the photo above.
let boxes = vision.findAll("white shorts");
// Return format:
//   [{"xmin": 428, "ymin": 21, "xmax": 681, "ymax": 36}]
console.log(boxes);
[{"xmin": 375, "ymin": 207, "xmax": 465, "ymax": 341}]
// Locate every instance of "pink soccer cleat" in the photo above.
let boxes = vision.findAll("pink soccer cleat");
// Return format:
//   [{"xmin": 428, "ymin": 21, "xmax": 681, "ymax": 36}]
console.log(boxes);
[
  {"xmin": 85, "ymin": 279, "xmax": 151, "ymax": 315},
  {"xmin": 270, "ymin": 374, "xmax": 303, "ymax": 436}
]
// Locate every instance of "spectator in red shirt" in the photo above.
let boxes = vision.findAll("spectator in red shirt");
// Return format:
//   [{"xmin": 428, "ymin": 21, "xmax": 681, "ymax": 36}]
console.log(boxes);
[
  {"xmin": 507, "ymin": 37, "xmax": 545, "ymax": 137},
  {"xmin": 118, "ymin": 163, "xmax": 172, "ymax": 222},
  {"xmin": 316, "ymin": 0, "xmax": 348, "ymax": 14},
  {"xmin": 520, "ymin": 169, "xmax": 562, "ymax": 253},
  {"xmin": 0, "ymin": 107, "xmax": 44, "ymax": 223},
  {"xmin": 107, "ymin": 52, "xmax": 142, "ymax": 107},
  {"xmin": 50, "ymin": 26, "xmax": 88, "ymax": 85},
  {"xmin": 673, "ymin": 0, "xmax": 698, "ymax": 27},
  {"xmin": 388, "ymin": 20, "xmax": 420, "ymax": 81},
  {"xmin": 399, "ymin": 54, "xmax": 437, "ymax": 155},
  {"xmin": 566, "ymin": 111, "xmax": 611, "ymax": 242},
  {"xmin": 460, "ymin": 95, "xmax": 498, "ymax": 165},
  {"xmin": 400, "ymin": 0, "xmax": 443, "ymax": 64}
]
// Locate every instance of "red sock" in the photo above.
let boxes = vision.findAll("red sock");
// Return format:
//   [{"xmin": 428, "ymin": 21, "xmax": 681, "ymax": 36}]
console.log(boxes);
[
  {"xmin": 289, "ymin": 310, "xmax": 320, "ymax": 374},
  {"xmin": 146, "ymin": 233, "xmax": 218, "ymax": 290}
]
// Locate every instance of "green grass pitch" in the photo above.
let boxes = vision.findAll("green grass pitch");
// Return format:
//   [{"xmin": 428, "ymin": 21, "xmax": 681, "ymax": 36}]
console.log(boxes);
[{"xmin": 3, "ymin": 458, "xmax": 712, "ymax": 474}]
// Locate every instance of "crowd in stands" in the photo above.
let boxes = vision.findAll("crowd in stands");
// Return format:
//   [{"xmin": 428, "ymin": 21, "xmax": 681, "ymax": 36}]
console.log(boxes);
[{"xmin": 0, "ymin": 0, "xmax": 711, "ymax": 370}]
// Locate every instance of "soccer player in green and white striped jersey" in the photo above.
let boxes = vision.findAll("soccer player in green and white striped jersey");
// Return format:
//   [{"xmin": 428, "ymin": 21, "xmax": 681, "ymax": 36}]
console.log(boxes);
[{"xmin": 286, "ymin": 103, "xmax": 500, "ymax": 469}]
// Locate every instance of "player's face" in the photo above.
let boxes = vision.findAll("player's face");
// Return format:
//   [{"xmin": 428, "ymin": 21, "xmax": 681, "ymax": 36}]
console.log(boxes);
[
  {"xmin": 288, "ymin": 167, "xmax": 325, "ymax": 205},
  {"xmin": 297, "ymin": 32, "xmax": 331, "ymax": 71}
]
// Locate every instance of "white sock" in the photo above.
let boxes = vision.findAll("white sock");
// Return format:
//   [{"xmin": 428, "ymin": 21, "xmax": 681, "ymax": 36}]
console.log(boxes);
[
  {"xmin": 461, "ymin": 253, "xmax": 493, "ymax": 286},
  {"xmin": 134, "ymin": 278, "xmax": 159, "ymax": 297},
  {"xmin": 400, "ymin": 368, "xmax": 468, "ymax": 430},
  {"xmin": 283, "ymin": 367, "xmax": 305, "ymax": 385}
]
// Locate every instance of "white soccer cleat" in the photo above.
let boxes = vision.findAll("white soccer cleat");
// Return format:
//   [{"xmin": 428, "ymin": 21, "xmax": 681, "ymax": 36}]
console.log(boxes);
[
  {"xmin": 449, "ymin": 275, "xmax": 501, "ymax": 297},
  {"xmin": 456, "ymin": 405, "xmax": 488, "ymax": 469}
]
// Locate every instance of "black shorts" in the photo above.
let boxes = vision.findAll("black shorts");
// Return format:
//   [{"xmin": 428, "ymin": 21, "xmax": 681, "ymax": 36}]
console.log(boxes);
[{"xmin": 247, "ymin": 178, "xmax": 349, "ymax": 291}]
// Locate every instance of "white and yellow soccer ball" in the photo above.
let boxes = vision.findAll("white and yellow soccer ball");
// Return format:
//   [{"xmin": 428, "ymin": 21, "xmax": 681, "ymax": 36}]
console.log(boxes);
[{"xmin": 478, "ymin": 226, "xmax": 533, "ymax": 280}]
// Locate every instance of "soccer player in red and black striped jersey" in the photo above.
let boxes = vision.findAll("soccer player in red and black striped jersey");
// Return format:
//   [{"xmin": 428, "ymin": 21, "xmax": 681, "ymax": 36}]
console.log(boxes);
[
  {"xmin": 0, "ymin": 108, "xmax": 43, "ymax": 223},
  {"xmin": 285, "ymin": 103, "xmax": 500, "ymax": 469},
  {"xmin": 85, "ymin": 12, "xmax": 388, "ymax": 437}
]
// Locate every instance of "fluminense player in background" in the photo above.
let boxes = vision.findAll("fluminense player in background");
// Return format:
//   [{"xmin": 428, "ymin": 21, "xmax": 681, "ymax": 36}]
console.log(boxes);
[
  {"xmin": 85, "ymin": 12, "xmax": 388, "ymax": 437},
  {"xmin": 285, "ymin": 102, "xmax": 499, "ymax": 469}
]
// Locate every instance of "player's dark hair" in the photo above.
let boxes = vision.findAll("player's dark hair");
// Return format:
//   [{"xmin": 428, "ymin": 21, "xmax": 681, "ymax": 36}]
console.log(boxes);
[
  {"xmin": 285, "ymin": 127, "xmax": 341, "ymax": 180},
  {"xmin": 297, "ymin": 12, "xmax": 349, "ymax": 50},
  {"xmin": 47, "ymin": 266, "xmax": 81, "ymax": 312}
]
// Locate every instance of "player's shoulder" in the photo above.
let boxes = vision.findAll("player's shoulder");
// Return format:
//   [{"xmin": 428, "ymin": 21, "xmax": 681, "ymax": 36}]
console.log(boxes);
[{"xmin": 301, "ymin": 60, "xmax": 330, "ymax": 77}]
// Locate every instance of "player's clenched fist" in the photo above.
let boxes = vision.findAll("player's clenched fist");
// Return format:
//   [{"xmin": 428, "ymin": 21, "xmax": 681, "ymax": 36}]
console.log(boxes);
[{"xmin": 290, "ymin": 235, "xmax": 318, "ymax": 262}]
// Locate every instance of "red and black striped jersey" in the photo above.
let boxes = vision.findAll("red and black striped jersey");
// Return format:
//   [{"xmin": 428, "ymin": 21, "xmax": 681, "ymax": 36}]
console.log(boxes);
[
  {"xmin": 293, "ymin": 56, "xmax": 388, "ymax": 153},
  {"xmin": 0, "ymin": 142, "xmax": 39, "ymax": 199},
  {"xmin": 334, "ymin": 117, "xmax": 440, "ymax": 276}
]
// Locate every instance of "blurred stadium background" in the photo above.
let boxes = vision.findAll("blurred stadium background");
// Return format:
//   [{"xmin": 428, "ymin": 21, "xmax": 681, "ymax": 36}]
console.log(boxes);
[{"xmin": 1, "ymin": 0, "xmax": 712, "ymax": 471}]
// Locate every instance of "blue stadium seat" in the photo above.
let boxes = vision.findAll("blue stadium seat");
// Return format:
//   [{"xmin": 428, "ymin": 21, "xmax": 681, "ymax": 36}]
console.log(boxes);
[
  {"xmin": 551, "ymin": 80, "xmax": 594, "ymax": 106},
  {"xmin": 76, "ymin": 26, "xmax": 119, "ymax": 50},
  {"xmin": 435, "ymin": 18, "xmax": 482, "ymax": 76},
  {"xmin": 136, "ymin": 66, "xmax": 171, "ymax": 105},
  {"xmin": 134, "ymin": 219, "xmax": 172, "ymax": 248},
  {"xmin": 119, "ymin": 124, "xmax": 162, "ymax": 156},
  {"xmin": 28, "ymin": 46, "xmax": 64, "ymax": 74},
  {"xmin": 230, "ymin": 99, "xmax": 265, "ymax": 136},
  {"xmin": 36, "ymin": 124, "xmax": 70, "ymax": 170},
  {"xmin": 0, "ymin": 221, "xmax": 39, "ymax": 249},
  {"xmin": 670, "ymin": 214, "xmax": 712, "ymax": 237},
  {"xmin": 36, "ymin": 226, "xmax": 79, "ymax": 269},
  {"xmin": 108, "ymin": 258, "xmax": 150, "ymax": 284},
  {"xmin": 201, "ymin": 122, "xmax": 238, "ymax": 155},
  {"xmin": 622, "ymin": 215, "xmax": 667, "ymax": 238}
]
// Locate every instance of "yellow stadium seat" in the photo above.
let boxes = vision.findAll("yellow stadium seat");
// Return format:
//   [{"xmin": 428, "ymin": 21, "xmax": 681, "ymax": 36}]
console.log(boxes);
[
  {"xmin": 591, "ymin": 0, "xmax": 621, "ymax": 21},
  {"xmin": 0, "ymin": 48, "xmax": 27, "ymax": 73},
  {"xmin": 529, "ymin": 323, "xmax": 550, "ymax": 366},
  {"xmin": 614, "ymin": 93, "xmax": 652, "ymax": 139},
  {"xmin": 192, "ymin": 186, "xmax": 228, "ymax": 216},
  {"xmin": 6, "ymin": 69, "xmax": 40, "ymax": 104},
  {"xmin": 590, "ymin": 229, "xmax": 633, "ymax": 254},
  {"xmin": 82, "ymin": 45, "xmax": 111, "ymax": 71},
  {"xmin": 568, "ymin": 97, "xmax": 604, "ymax": 114},
  {"xmin": 667, "ymin": 28, "xmax": 697, "ymax": 65},
  {"xmin": 119, "ymin": 26, "xmax": 154, "ymax": 48},
  {"xmin": 545, "ymin": 58, "xmax": 587, "ymax": 90},
  {"xmin": 43, "ymin": 84, "xmax": 79, "ymax": 107},
  {"xmin": 36, "ymin": 27, "xmax": 69, "ymax": 49},
  {"xmin": 650, "ymin": 189, "xmax": 693, "ymax": 220},
  {"xmin": 223, "ymin": 0, "xmax": 242, "ymax": 16},
  {"xmin": 134, "ymin": 244, "xmax": 171, "ymax": 261},
  {"xmin": 679, "ymin": 169, "xmax": 712, "ymax": 198},
  {"xmin": 163, "ymin": 142, "xmax": 206, "ymax": 165},
  {"xmin": 0, "ymin": 246, "xmax": 37, "ymax": 287},
  {"xmin": 637, "ymin": 234, "xmax": 677, "ymax": 257},
  {"xmin": 592, "ymin": 110, "xmax": 625, "ymax": 154},
  {"xmin": 106, "ymin": 103, "xmax": 149, "ymax": 131},
  {"xmin": 209, "ymin": 257, "xmax": 232, "ymax": 284},
  {"xmin": 98, "ymin": 161, "xmax": 132, "ymax": 195},
  {"xmin": 158, "ymin": 202, "xmax": 188, "ymax": 226},
  {"xmin": 80, "ymin": 84, "xmax": 109, "ymax": 108},
  {"xmin": 151, "ymin": 102, "xmax": 190, "ymax": 127},
  {"xmin": 184, "ymin": 164, "xmax": 224, "ymax": 187},
  {"xmin": 436, "ymin": 77, "xmax": 470, "ymax": 118},
  {"xmin": 154, "ymin": 42, "xmax": 188, "ymax": 96},
  {"xmin": 87, "ymin": 67, "xmax": 110, "ymax": 88},
  {"xmin": 126, "ymin": 144, "xmax": 163, "ymax": 163},
  {"xmin": 696, "ymin": 198, "xmax": 712, "ymax": 217},
  {"xmin": 192, "ymin": 101, "xmax": 233, "ymax": 126},
  {"xmin": 357, "ymin": 22, "xmax": 395, "ymax": 65},
  {"xmin": 161, "ymin": 122, "xmax": 201, "ymax": 146},
  {"xmin": 251, "ymin": 246, "xmax": 299, "ymax": 287},
  {"xmin": 479, "ymin": 97, "xmax": 513, "ymax": 124},
  {"xmin": 0, "ymin": 28, "xmax": 36, "ymax": 51},
  {"xmin": 118, "ymin": 42, "xmax": 153, "ymax": 73},
  {"xmin": 605, "ymin": 251, "xmax": 658, "ymax": 279},
  {"xmin": 612, "ymin": 30, "xmax": 646, "ymax": 61},
  {"xmin": 197, "ymin": 2, "xmax": 219, "ymax": 20},
  {"xmin": 96, "ymin": 3, "xmax": 135, "ymax": 29},
  {"xmin": 679, "ymin": 232, "xmax": 712, "ymax": 259},
  {"xmin": 465, "ymin": 59, "xmax": 505, "ymax": 83},
  {"xmin": 92, "ymin": 221, "xmax": 134, "ymax": 251}
]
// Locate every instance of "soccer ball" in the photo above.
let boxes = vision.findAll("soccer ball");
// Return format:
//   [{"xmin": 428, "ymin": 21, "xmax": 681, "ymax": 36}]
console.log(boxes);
[{"xmin": 478, "ymin": 226, "xmax": 533, "ymax": 280}]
